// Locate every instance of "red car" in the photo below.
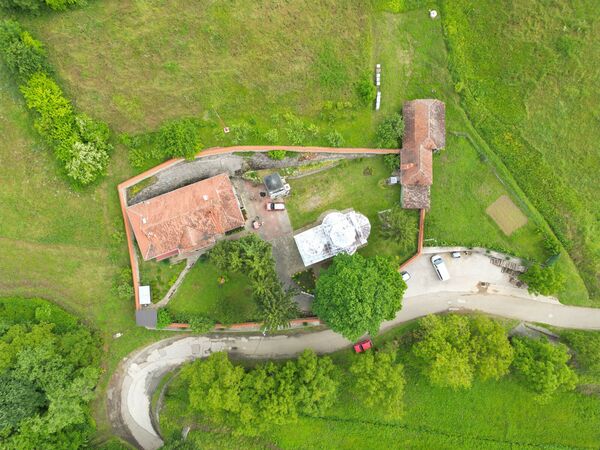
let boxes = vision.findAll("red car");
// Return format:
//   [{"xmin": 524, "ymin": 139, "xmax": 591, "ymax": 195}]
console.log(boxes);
[{"xmin": 353, "ymin": 339, "xmax": 373, "ymax": 353}]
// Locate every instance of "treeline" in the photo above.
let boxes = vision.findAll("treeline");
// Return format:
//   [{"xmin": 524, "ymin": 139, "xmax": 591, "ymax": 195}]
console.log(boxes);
[
  {"xmin": 166, "ymin": 314, "xmax": 587, "ymax": 445},
  {"xmin": 0, "ymin": 20, "xmax": 112, "ymax": 186},
  {"xmin": 0, "ymin": 0, "xmax": 85, "ymax": 13},
  {"xmin": 0, "ymin": 297, "xmax": 101, "ymax": 449}
]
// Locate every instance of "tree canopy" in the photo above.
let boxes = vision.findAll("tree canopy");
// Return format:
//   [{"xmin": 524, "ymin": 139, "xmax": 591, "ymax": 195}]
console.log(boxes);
[
  {"xmin": 412, "ymin": 314, "xmax": 514, "ymax": 389},
  {"xmin": 520, "ymin": 263, "xmax": 565, "ymax": 296},
  {"xmin": 0, "ymin": 298, "xmax": 100, "ymax": 449},
  {"xmin": 379, "ymin": 206, "xmax": 419, "ymax": 251},
  {"xmin": 209, "ymin": 235, "xmax": 298, "ymax": 331},
  {"xmin": 313, "ymin": 253, "xmax": 406, "ymax": 341},
  {"xmin": 182, "ymin": 350, "xmax": 339, "ymax": 436},
  {"xmin": 511, "ymin": 336, "xmax": 577, "ymax": 400},
  {"xmin": 350, "ymin": 346, "xmax": 405, "ymax": 418}
]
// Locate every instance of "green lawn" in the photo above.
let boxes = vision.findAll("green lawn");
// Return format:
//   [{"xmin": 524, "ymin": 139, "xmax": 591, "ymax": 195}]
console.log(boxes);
[
  {"xmin": 285, "ymin": 156, "xmax": 417, "ymax": 263},
  {"xmin": 167, "ymin": 259, "xmax": 257, "ymax": 325},
  {"xmin": 0, "ymin": 64, "xmax": 173, "ymax": 444},
  {"xmin": 159, "ymin": 322, "xmax": 600, "ymax": 449},
  {"xmin": 138, "ymin": 258, "xmax": 185, "ymax": 304},
  {"xmin": 441, "ymin": 0, "xmax": 600, "ymax": 301}
]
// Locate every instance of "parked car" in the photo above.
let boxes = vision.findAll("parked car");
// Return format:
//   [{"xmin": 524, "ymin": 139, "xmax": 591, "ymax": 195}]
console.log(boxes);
[
  {"xmin": 451, "ymin": 251, "xmax": 461, "ymax": 259},
  {"xmin": 353, "ymin": 339, "xmax": 373, "ymax": 353},
  {"xmin": 401, "ymin": 271, "xmax": 411, "ymax": 282},
  {"xmin": 266, "ymin": 202, "xmax": 285, "ymax": 211},
  {"xmin": 431, "ymin": 254, "xmax": 450, "ymax": 281}
]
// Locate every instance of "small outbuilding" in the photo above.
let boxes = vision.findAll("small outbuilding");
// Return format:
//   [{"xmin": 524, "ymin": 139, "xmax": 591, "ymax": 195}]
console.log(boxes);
[
  {"xmin": 264, "ymin": 173, "xmax": 290, "ymax": 199},
  {"xmin": 139, "ymin": 285, "xmax": 151, "ymax": 306}
]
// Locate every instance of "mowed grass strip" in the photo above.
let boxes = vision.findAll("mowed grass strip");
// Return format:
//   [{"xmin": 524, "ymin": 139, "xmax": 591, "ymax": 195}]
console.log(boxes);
[
  {"xmin": 21, "ymin": 0, "xmax": 371, "ymax": 133},
  {"xmin": 486, "ymin": 195, "xmax": 528, "ymax": 236}
]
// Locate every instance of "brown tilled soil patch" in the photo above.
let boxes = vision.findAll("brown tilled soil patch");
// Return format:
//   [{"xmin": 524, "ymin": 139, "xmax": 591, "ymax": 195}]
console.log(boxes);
[{"xmin": 486, "ymin": 195, "xmax": 528, "ymax": 235}]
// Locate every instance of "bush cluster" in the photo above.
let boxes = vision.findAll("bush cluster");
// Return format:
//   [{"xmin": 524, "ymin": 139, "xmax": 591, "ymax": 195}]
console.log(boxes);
[
  {"xmin": 0, "ymin": 0, "xmax": 85, "ymax": 12},
  {"xmin": 181, "ymin": 350, "xmax": 338, "ymax": 436},
  {"xmin": 0, "ymin": 20, "xmax": 111, "ymax": 186},
  {"xmin": 375, "ymin": 113, "xmax": 404, "ymax": 148},
  {"xmin": 412, "ymin": 314, "xmax": 577, "ymax": 400},
  {"xmin": 209, "ymin": 235, "xmax": 298, "ymax": 331},
  {"xmin": 267, "ymin": 149, "xmax": 287, "ymax": 160},
  {"xmin": 156, "ymin": 308, "xmax": 215, "ymax": 332}
]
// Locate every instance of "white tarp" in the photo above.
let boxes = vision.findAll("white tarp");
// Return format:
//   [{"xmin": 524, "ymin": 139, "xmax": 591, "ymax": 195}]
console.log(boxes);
[
  {"xmin": 294, "ymin": 211, "xmax": 371, "ymax": 267},
  {"xmin": 139, "ymin": 285, "xmax": 152, "ymax": 306}
]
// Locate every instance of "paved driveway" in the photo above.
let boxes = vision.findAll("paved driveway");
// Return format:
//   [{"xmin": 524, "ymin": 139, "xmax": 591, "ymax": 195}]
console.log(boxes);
[{"xmin": 403, "ymin": 252, "xmax": 546, "ymax": 301}]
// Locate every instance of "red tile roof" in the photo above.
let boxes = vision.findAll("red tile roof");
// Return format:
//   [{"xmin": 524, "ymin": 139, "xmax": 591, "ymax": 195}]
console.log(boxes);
[
  {"xmin": 401, "ymin": 99, "xmax": 445, "ymax": 209},
  {"xmin": 126, "ymin": 174, "xmax": 244, "ymax": 260}
]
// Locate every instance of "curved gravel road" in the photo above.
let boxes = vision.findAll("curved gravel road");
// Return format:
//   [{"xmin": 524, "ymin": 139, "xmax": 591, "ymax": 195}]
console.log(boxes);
[{"xmin": 109, "ymin": 290, "xmax": 600, "ymax": 450}]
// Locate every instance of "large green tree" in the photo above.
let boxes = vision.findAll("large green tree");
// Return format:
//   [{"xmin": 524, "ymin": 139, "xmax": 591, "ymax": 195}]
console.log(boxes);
[
  {"xmin": 314, "ymin": 253, "xmax": 406, "ymax": 341},
  {"xmin": 350, "ymin": 346, "xmax": 405, "ymax": 417},
  {"xmin": 412, "ymin": 314, "xmax": 514, "ymax": 389},
  {"xmin": 520, "ymin": 263, "xmax": 566, "ymax": 296},
  {"xmin": 183, "ymin": 350, "xmax": 338, "ymax": 436},
  {"xmin": 0, "ymin": 298, "xmax": 100, "ymax": 448},
  {"xmin": 511, "ymin": 336, "xmax": 577, "ymax": 400}
]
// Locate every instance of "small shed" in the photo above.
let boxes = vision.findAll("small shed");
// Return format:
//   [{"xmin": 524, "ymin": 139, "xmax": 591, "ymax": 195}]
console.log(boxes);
[
  {"xmin": 264, "ymin": 173, "xmax": 290, "ymax": 199},
  {"xmin": 139, "ymin": 285, "xmax": 151, "ymax": 306}
]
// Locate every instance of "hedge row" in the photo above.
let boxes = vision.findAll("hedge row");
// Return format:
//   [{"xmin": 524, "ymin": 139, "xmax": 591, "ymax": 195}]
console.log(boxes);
[{"xmin": 0, "ymin": 20, "xmax": 112, "ymax": 186}]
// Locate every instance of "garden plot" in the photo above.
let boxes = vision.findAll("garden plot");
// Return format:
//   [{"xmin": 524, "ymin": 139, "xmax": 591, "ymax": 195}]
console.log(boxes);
[{"xmin": 486, "ymin": 195, "xmax": 528, "ymax": 236}]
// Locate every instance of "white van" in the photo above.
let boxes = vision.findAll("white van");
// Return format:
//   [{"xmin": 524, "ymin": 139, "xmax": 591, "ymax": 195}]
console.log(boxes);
[{"xmin": 431, "ymin": 255, "xmax": 450, "ymax": 281}]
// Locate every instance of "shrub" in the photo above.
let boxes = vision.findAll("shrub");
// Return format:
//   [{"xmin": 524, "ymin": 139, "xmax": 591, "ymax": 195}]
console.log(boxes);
[
  {"xmin": 0, "ymin": 0, "xmax": 86, "ymax": 12},
  {"xmin": 375, "ymin": 113, "xmax": 404, "ymax": 148},
  {"xmin": 520, "ymin": 263, "xmax": 565, "ymax": 296},
  {"xmin": 325, "ymin": 130, "xmax": 344, "ymax": 148},
  {"xmin": 20, "ymin": 72, "xmax": 75, "ymax": 143},
  {"xmin": 511, "ymin": 337, "xmax": 577, "ymax": 400},
  {"xmin": 267, "ymin": 150, "xmax": 287, "ymax": 160},
  {"xmin": 229, "ymin": 122, "xmax": 254, "ymax": 145},
  {"xmin": 158, "ymin": 118, "xmax": 201, "ymax": 160},
  {"xmin": 264, "ymin": 128, "xmax": 279, "ymax": 144},
  {"xmin": 189, "ymin": 316, "xmax": 215, "ymax": 333},
  {"xmin": 355, "ymin": 71, "xmax": 377, "ymax": 106},
  {"xmin": 157, "ymin": 309, "xmax": 173, "ymax": 329},
  {"xmin": 0, "ymin": 21, "xmax": 49, "ymax": 81},
  {"xmin": 383, "ymin": 153, "xmax": 400, "ymax": 172},
  {"xmin": 20, "ymin": 73, "xmax": 112, "ymax": 185}
]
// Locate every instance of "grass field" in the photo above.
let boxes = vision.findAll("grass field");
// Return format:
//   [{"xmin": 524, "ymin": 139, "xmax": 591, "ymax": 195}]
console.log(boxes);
[
  {"xmin": 0, "ymin": 0, "xmax": 597, "ymax": 445},
  {"xmin": 486, "ymin": 195, "xmax": 529, "ymax": 236},
  {"xmin": 167, "ymin": 259, "xmax": 257, "ymax": 324},
  {"xmin": 18, "ymin": 0, "xmax": 372, "ymax": 135},
  {"xmin": 441, "ymin": 0, "xmax": 600, "ymax": 300},
  {"xmin": 159, "ymin": 322, "xmax": 600, "ymax": 449}
]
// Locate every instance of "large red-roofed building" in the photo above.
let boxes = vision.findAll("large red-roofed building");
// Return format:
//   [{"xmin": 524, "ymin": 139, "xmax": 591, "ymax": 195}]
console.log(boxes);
[
  {"xmin": 400, "ymin": 99, "xmax": 446, "ymax": 209},
  {"xmin": 126, "ymin": 173, "xmax": 245, "ymax": 261}
]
